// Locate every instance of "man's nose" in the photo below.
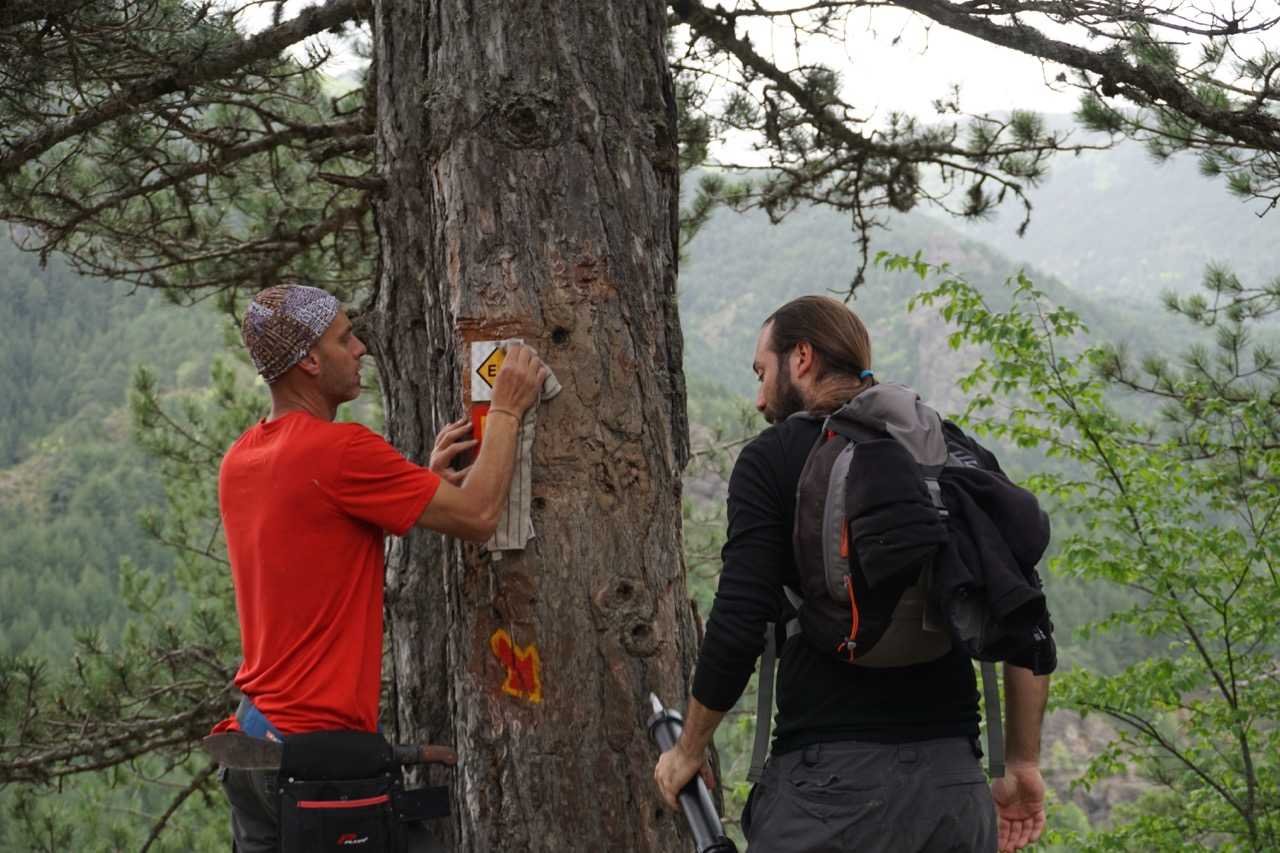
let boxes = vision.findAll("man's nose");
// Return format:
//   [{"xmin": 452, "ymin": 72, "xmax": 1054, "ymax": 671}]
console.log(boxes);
[{"xmin": 354, "ymin": 336, "xmax": 368, "ymax": 358}]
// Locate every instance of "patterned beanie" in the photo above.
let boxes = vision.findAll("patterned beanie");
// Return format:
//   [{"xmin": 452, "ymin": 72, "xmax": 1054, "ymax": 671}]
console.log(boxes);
[{"xmin": 242, "ymin": 284, "xmax": 340, "ymax": 384}]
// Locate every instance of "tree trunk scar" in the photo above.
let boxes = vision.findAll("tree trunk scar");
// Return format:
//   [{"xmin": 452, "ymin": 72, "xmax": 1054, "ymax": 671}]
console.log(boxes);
[
  {"xmin": 592, "ymin": 577, "xmax": 659, "ymax": 658},
  {"xmin": 455, "ymin": 317, "xmax": 539, "ymax": 341},
  {"xmin": 491, "ymin": 567, "xmax": 537, "ymax": 626}
]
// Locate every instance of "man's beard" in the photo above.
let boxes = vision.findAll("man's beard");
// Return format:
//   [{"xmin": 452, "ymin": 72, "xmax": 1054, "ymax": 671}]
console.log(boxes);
[{"xmin": 764, "ymin": 362, "xmax": 807, "ymax": 424}]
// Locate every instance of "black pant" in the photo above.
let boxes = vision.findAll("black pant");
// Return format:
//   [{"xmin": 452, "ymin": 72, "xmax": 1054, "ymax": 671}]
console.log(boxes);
[
  {"xmin": 219, "ymin": 766, "xmax": 280, "ymax": 852},
  {"xmin": 743, "ymin": 737, "xmax": 996, "ymax": 853}
]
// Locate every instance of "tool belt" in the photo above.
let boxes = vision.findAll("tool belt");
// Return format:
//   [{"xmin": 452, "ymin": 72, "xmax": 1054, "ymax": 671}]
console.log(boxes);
[
  {"xmin": 278, "ymin": 731, "xmax": 449, "ymax": 853},
  {"xmin": 236, "ymin": 701, "xmax": 448, "ymax": 853}
]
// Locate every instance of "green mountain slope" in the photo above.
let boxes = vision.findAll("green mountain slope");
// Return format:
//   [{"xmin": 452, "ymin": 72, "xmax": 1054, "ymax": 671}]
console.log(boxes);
[
  {"xmin": 935, "ymin": 128, "xmax": 1277, "ymax": 300},
  {"xmin": 0, "ymin": 242, "xmax": 224, "ymax": 657}
]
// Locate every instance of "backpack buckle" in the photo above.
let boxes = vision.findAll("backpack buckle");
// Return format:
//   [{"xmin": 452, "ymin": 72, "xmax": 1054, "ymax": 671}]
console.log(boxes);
[{"xmin": 923, "ymin": 476, "xmax": 949, "ymax": 519}]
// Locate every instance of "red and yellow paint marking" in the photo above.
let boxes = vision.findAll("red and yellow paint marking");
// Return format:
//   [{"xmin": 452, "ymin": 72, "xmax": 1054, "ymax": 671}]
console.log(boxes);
[
  {"xmin": 489, "ymin": 628, "xmax": 542, "ymax": 703},
  {"xmin": 471, "ymin": 402, "xmax": 490, "ymax": 450}
]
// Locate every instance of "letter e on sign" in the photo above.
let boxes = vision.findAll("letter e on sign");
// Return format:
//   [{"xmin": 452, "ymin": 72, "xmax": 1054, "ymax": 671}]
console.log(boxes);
[{"xmin": 478, "ymin": 348, "xmax": 504, "ymax": 386}]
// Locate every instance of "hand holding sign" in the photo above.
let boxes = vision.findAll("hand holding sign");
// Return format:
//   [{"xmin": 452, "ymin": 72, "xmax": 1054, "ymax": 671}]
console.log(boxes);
[
  {"xmin": 490, "ymin": 343, "xmax": 548, "ymax": 417},
  {"xmin": 430, "ymin": 416, "xmax": 476, "ymax": 486}
]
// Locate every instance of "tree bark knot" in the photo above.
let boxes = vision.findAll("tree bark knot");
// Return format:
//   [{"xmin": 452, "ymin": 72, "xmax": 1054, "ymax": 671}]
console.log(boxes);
[
  {"xmin": 591, "ymin": 577, "xmax": 659, "ymax": 657},
  {"xmin": 491, "ymin": 92, "xmax": 566, "ymax": 149}
]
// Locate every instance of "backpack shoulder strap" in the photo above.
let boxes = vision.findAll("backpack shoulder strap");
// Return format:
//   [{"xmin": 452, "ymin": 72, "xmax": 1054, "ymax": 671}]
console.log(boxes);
[
  {"xmin": 749, "ymin": 589, "xmax": 804, "ymax": 783},
  {"xmin": 981, "ymin": 660, "xmax": 1005, "ymax": 779},
  {"xmin": 748, "ymin": 622, "xmax": 777, "ymax": 784}
]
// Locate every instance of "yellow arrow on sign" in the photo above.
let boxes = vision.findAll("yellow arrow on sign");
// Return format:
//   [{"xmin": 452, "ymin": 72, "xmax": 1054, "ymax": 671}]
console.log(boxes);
[{"xmin": 475, "ymin": 346, "xmax": 505, "ymax": 388}]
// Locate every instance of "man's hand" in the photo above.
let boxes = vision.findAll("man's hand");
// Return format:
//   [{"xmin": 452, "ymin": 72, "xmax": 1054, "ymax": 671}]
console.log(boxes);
[
  {"xmin": 490, "ymin": 343, "xmax": 549, "ymax": 416},
  {"xmin": 653, "ymin": 742, "xmax": 715, "ymax": 811},
  {"xmin": 429, "ymin": 416, "xmax": 476, "ymax": 486},
  {"xmin": 991, "ymin": 763, "xmax": 1046, "ymax": 852}
]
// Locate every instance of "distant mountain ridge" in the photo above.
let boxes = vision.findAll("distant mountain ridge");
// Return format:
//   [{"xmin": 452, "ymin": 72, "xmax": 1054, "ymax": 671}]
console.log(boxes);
[
  {"xmin": 932, "ymin": 120, "xmax": 1276, "ymax": 300},
  {"xmin": 676, "ymin": 198, "xmax": 1186, "ymax": 412}
]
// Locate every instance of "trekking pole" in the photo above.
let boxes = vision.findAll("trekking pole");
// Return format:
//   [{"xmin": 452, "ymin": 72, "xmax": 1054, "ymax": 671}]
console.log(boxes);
[{"xmin": 647, "ymin": 693, "xmax": 738, "ymax": 853}]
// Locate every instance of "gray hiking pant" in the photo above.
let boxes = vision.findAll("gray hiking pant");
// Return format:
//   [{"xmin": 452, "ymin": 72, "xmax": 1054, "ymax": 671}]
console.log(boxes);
[
  {"xmin": 743, "ymin": 737, "xmax": 996, "ymax": 853},
  {"xmin": 219, "ymin": 766, "xmax": 279, "ymax": 852}
]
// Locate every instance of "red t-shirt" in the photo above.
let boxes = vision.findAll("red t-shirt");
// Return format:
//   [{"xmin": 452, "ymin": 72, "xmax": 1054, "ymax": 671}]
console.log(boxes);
[{"xmin": 214, "ymin": 411, "xmax": 440, "ymax": 734}]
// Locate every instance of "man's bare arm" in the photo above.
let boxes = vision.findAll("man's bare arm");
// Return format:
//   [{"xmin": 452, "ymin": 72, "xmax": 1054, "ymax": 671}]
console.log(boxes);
[
  {"xmin": 992, "ymin": 664, "xmax": 1049, "ymax": 852},
  {"xmin": 416, "ymin": 344, "xmax": 547, "ymax": 541},
  {"xmin": 416, "ymin": 411, "xmax": 521, "ymax": 541},
  {"xmin": 1004, "ymin": 664, "xmax": 1048, "ymax": 767}
]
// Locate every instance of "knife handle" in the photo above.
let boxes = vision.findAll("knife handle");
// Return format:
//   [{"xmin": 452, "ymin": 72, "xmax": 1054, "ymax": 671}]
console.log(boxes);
[{"xmin": 392, "ymin": 744, "xmax": 459, "ymax": 767}]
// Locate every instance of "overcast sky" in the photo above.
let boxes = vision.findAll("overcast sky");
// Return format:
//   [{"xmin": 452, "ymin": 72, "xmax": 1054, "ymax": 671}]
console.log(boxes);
[
  {"xmin": 738, "ymin": 6, "xmax": 1080, "ymax": 117},
  {"xmin": 244, "ymin": 1, "xmax": 1081, "ymax": 119}
]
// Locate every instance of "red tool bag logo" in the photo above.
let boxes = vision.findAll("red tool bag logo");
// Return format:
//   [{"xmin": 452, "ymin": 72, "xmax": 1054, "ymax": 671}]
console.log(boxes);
[{"xmin": 336, "ymin": 833, "xmax": 369, "ymax": 846}]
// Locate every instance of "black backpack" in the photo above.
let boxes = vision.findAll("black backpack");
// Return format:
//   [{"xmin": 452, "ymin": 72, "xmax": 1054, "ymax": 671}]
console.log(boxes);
[{"xmin": 790, "ymin": 385, "xmax": 1051, "ymax": 667}]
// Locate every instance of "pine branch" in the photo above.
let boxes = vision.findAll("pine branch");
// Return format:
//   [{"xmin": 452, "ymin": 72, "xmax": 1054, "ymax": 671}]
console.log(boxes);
[
  {"xmin": 0, "ymin": 0, "xmax": 367, "ymax": 177},
  {"xmin": 891, "ymin": 0, "xmax": 1280, "ymax": 150},
  {"xmin": 138, "ymin": 762, "xmax": 219, "ymax": 853},
  {"xmin": 22, "ymin": 119, "xmax": 367, "ymax": 252},
  {"xmin": 0, "ymin": 0, "xmax": 87, "ymax": 29},
  {"xmin": 679, "ymin": 0, "xmax": 880, "ymax": 158}
]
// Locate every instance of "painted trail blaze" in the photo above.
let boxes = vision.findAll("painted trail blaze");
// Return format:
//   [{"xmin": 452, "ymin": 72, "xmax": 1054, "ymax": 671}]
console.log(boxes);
[{"xmin": 489, "ymin": 628, "xmax": 542, "ymax": 703}]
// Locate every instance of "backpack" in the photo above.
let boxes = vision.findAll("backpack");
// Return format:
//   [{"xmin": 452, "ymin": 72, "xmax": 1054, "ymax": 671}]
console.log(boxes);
[{"xmin": 748, "ymin": 383, "xmax": 1053, "ymax": 782}]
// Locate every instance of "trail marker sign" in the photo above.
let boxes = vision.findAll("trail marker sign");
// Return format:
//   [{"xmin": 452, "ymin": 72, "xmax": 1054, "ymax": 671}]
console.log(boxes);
[
  {"xmin": 469, "ymin": 339, "xmax": 528, "ymax": 450},
  {"xmin": 470, "ymin": 340, "xmax": 510, "ymax": 403},
  {"xmin": 476, "ymin": 347, "xmax": 505, "ymax": 389}
]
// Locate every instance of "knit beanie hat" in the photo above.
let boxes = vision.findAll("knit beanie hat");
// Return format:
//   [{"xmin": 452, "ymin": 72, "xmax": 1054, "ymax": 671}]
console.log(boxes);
[{"xmin": 242, "ymin": 284, "xmax": 340, "ymax": 384}]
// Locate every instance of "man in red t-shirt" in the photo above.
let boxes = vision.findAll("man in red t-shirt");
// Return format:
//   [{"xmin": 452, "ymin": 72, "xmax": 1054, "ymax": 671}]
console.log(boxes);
[{"xmin": 216, "ymin": 283, "xmax": 546, "ymax": 851}]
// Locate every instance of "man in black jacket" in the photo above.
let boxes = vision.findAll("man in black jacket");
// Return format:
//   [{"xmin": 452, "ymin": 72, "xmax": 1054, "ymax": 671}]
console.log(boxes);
[{"xmin": 654, "ymin": 296, "xmax": 1050, "ymax": 853}]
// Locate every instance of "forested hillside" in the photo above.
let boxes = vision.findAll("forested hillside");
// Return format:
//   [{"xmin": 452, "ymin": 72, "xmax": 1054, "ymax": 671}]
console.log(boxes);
[
  {"xmin": 0, "ymin": 193, "xmax": 1179, "ymax": 666},
  {"xmin": 0, "ymin": 241, "xmax": 223, "ymax": 659}
]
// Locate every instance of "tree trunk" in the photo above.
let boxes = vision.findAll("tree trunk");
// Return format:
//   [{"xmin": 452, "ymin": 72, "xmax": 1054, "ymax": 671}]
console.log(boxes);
[{"xmin": 368, "ymin": 2, "xmax": 697, "ymax": 850}]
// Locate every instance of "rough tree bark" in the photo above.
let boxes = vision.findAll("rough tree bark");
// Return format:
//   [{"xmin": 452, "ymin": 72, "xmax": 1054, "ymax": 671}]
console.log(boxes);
[{"xmin": 368, "ymin": 1, "xmax": 698, "ymax": 850}]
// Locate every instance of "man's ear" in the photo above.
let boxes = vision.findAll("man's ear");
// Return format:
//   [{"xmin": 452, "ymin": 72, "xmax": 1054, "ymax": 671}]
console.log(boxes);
[
  {"xmin": 296, "ymin": 349, "xmax": 322, "ymax": 377},
  {"xmin": 791, "ymin": 341, "xmax": 817, "ymax": 380}
]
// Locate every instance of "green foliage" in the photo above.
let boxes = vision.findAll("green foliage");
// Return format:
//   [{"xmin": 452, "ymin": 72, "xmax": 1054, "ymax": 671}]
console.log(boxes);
[
  {"xmin": 1, "ymin": 0, "xmax": 374, "ymax": 304},
  {"xmin": 887, "ymin": 253, "xmax": 1280, "ymax": 851}
]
